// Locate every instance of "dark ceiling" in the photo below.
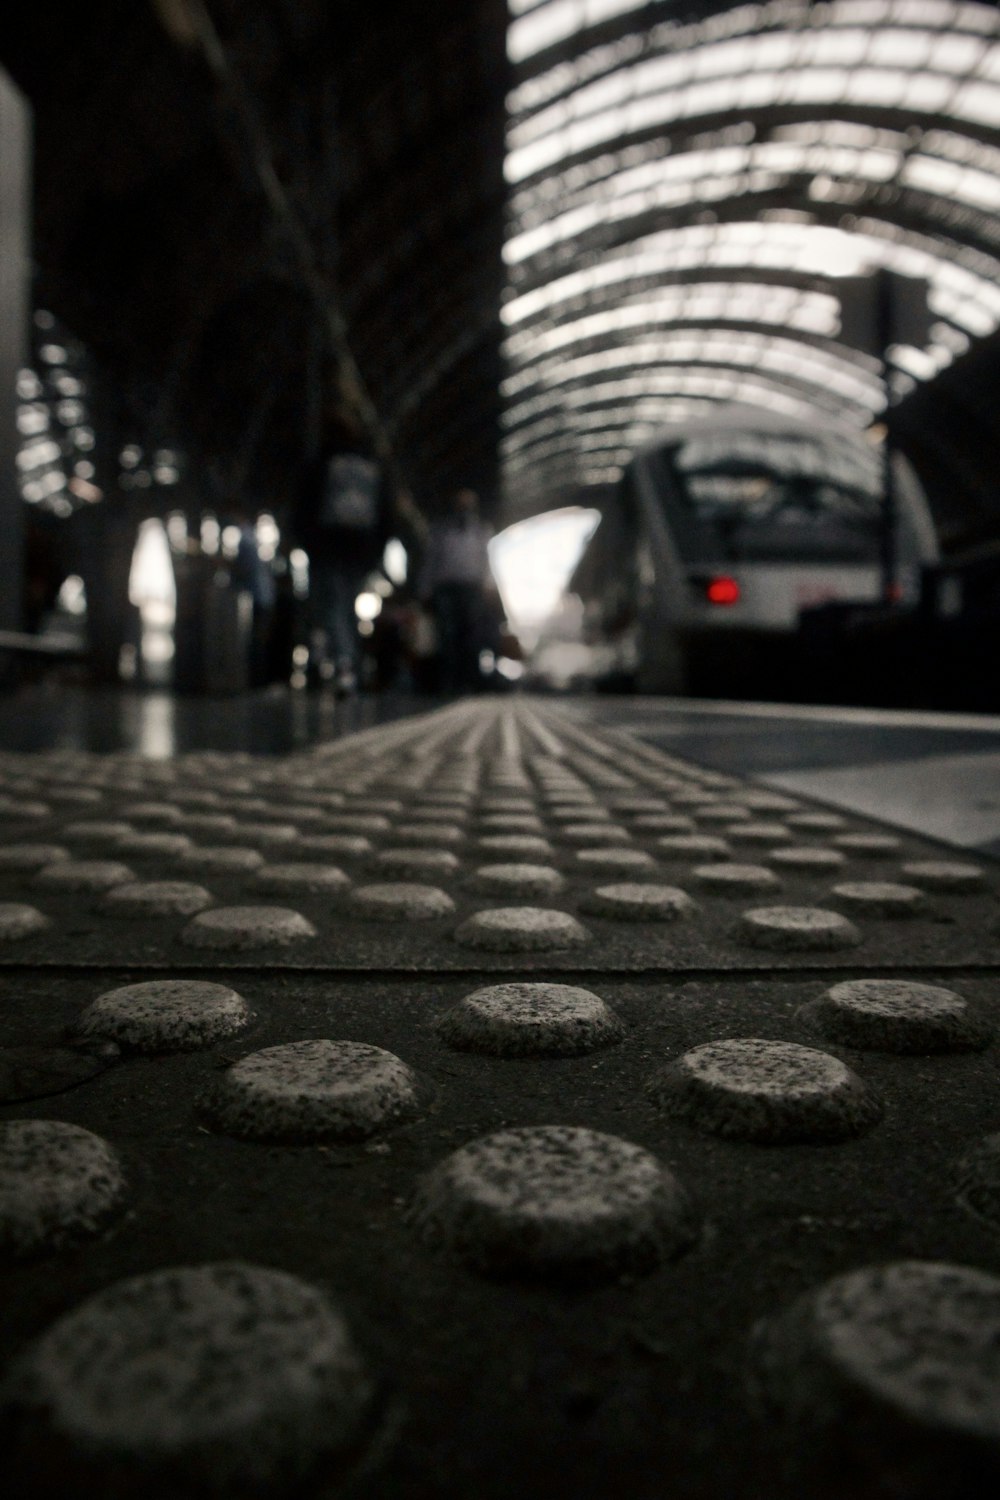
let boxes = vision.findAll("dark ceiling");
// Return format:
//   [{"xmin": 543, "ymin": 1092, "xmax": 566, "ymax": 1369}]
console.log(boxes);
[{"xmin": 1, "ymin": 0, "xmax": 510, "ymax": 519}]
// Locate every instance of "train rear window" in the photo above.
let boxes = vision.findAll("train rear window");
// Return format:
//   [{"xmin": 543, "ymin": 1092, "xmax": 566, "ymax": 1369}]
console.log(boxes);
[{"xmin": 672, "ymin": 433, "xmax": 882, "ymax": 562}]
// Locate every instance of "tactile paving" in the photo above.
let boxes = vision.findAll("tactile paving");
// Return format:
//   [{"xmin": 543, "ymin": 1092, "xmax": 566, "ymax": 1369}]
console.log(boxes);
[{"xmin": 2, "ymin": 697, "xmax": 1000, "ymax": 1499}]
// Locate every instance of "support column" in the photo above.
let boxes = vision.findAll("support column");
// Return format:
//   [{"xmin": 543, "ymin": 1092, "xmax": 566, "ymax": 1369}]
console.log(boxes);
[{"xmin": 0, "ymin": 67, "xmax": 30, "ymax": 639}]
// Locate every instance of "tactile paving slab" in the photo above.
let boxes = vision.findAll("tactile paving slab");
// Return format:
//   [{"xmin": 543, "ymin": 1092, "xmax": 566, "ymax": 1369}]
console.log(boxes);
[{"xmin": 2, "ymin": 699, "xmax": 1000, "ymax": 1498}]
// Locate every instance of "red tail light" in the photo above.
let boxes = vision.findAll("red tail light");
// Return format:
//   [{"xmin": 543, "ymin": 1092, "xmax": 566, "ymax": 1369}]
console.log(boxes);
[{"xmin": 705, "ymin": 576, "xmax": 740, "ymax": 605}]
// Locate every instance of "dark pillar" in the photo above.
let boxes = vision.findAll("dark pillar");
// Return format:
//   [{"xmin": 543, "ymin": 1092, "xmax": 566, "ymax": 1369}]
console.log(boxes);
[{"xmin": 0, "ymin": 67, "xmax": 31, "ymax": 638}]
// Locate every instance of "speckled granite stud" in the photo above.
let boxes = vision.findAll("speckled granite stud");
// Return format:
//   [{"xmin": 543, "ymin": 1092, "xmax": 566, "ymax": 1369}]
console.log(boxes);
[
  {"xmin": 79, "ymin": 979, "xmax": 251, "ymax": 1051},
  {"xmin": 100, "ymin": 881, "xmax": 213, "ymax": 917},
  {"xmin": 350, "ymin": 883, "xmax": 455, "ymax": 920},
  {"xmin": 207, "ymin": 1039, "xmax": 420, "ymax": 1141},
  {"xmin": 0, "ymin": 845, "xmax": 69, "ymax": 870},
  {"xmin": 373, "ymin": 848, "xmax": 461, "ymax": 877},
  {"xmin": 254, "ymin": 863, "xmax": 350, "ymax": 892},
  {"xmin": 468, "ymin": 863, "xmax": 566, "ymax": 897},
  {"xmin": 35, "ymin": 860, "xmax": 135, "ymax": 892},
  {"xmin": 580, "ymin": 883, "xmax": 696, "ymax": 920},
  {"xmin": 749, "ymin": 1261, "xmax": 1000, "ymax": 1491},
  {"xmin": 411, "ymin": 1125, "xmax": 694, "ymax": 1279},
  {"xmin": 178, "ymin": 845, "xmax": 266, "ymax": 872},
  {"xmin": 573, "ymin": 847, "xmax": 657, "ymax": 874},
  {"xmin": 832, "ymin": 832, "xmax": 902, "ymax": 857},
  {"xmin": 900, "ymin": 860, "xmax": 988, "ymax": 893},
  {"xmin": 657, "ymin": 834, "xmax": 731, "ymax": 861},
  {"xmin": 0, "ymin": 903, "xmax": 51, "ymax": 942},
  {"xmin": 454, "ymin": 906, "xmax": 591, "ymax": 951},
  {"xmin": 181, "ymin": 906, "xmax": 317, "ymax": 949},
  {"xmin": 768, "ymin": 846, "xmax": 847, "ymax": 872},
  {"xmin": 3, "ymin": 1262, "xmax": 372, "ymax": 1495},
  {"xmin": 830, "ymin": 881, "xmax": 926, "ymax": 917},
  {"xmin": 692, "ymin": 862, "xmax": 781, "ymax": 895},
  {"xmin": 0, "ymin": 1120, "xmax": 125, "ymax": 1257},
  {"xmin": 437, "ymin": 982, "xmax": 624, "ymax": 1056},
  {"xmin": 737, "ymin": 905, "xmax": 862, "ymax": 950},
  {"xmin": 649, "ymin": 1037, "xmax": 881, "ymax": 1142},
  {"xmin": 799, "ymin": 978, "xmax": 992, "ymax": 1053}
]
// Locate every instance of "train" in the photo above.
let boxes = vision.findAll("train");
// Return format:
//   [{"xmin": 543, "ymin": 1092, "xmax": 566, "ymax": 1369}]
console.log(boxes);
[{"xmin": 570, "ymin": 405, "xmax": 939, "ymax": 695}]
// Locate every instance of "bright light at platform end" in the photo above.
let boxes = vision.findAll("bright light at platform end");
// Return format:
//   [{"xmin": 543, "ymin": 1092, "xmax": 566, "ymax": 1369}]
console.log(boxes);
[{"xmin": 489, "ymin": 506, "xmax": 600, "ymax": 648}]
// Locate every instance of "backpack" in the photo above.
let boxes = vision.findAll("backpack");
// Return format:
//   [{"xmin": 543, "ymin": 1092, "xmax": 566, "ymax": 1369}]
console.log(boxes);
[{"xmin": 318, "ymin": 454, "xmax": 381, "ymax": 530}]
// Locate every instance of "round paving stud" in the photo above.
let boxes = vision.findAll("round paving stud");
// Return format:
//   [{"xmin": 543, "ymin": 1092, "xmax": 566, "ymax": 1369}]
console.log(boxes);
[
  {"xmin": 901, "ymin": 860, "xmax": 988, "ymax": 894},
  {"xmin": 79, "ymin": 979, "xmax": 251, "ymax": 1052},
  {"xmin": 737, "ymin": 906, "xmax": 862, "ymax": 951},
  {"xmin": 4, "ymin": 1262, "xmax": 372, "ymax": 1496},
  {"xmin": 830, "ymin": 881, "xmax": 926, "ymax": 918},
  {"xmin": 649, "ymin": 1037, "xmax": 881, "ymax": 1142},
  {"xmin": 437, "ymin": 982, "xmax": 624, "ymax": 1056},
  {"xmin": 454, "ymin": 907, "xmax": 591, "ymax": 952},
  {"xmin": 350, "ymin": 883, "xmax": 455, "ymax": 920},
  {"xmin": 469, "ymin": 863, "xmax": 565, "ymax": 898},
  {"xmin": 208, "ymin": 1039, "xmax": 420, "ymax": 1142},
  {"xmin": 0, "ymin": 1120, "xmax": 126, "ymax": 1257},
  {"xmin": 182, "ymin": 906, "xmax": 316, "ymax": 949},
  {"xmin": 0, "ymin": 845, "xmax": 69, "ymax": 871},
  {"xmin": 411, "ymin": 1125, "xmax": 693, "ymax": 1280},
  {"xmin": 100, "ymin": 881, "xmax": 213, "ymax": 918},
  {"xmin": 799, "ymin": 979, "xmax": 991, "ymax": 1054},
  {"xmin": 750, "ymin": 1260, "xmax": 1000, "ymax": 1490},
  {"xmin": 254, "ymin": 863, "xmax": 350, "ymax": 893},
  {"xmin": 0, "ymin": 903, "xmax": 50, "ymax": 942},
  {"xmin": 35, "ymin": 860, "xmax": 135, "ymax": 892},
  {"xmin": 692, "ymin": 863, "xmax": 781, "ymax": 895},
  {"xmin": 580, "ymin": 883, "xmax": 696, "ymax": 921}
]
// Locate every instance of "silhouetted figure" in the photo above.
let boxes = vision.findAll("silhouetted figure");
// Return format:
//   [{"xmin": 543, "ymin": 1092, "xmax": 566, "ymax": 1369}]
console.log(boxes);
[
  {"xmin": 294, "ymin": 407, "xmax": 391, "ymax": 695},
  {"xmin": 419, "ymin": 488, "xmax": 494, "ymax": 694}
]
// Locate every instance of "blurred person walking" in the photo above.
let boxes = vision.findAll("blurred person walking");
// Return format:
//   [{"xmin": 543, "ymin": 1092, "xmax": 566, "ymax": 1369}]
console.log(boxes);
[{"xmin": 419, "ymin": 488, "xmax": 495, "ymax": 694}]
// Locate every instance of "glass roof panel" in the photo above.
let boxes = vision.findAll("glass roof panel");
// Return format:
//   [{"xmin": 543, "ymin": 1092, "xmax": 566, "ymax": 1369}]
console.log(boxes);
[{"xmin": 502, "ymin": 0, "xmax": 1000, "ymax": 514}]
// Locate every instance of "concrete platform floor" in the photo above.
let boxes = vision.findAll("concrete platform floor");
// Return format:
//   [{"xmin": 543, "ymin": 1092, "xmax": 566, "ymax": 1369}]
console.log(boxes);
[{"xmin": 1, "ymin": 692, "xmax": 999, "ymax": 1498}]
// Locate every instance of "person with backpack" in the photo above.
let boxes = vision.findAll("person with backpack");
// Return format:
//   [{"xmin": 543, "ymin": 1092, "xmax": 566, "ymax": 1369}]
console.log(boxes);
[{"xmin": 295, "ymin": 406, "xmax": 392, "ymax": 695}]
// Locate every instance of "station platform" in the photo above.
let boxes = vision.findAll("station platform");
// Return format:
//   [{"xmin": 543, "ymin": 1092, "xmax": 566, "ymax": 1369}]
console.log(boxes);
[{"xmin": 1, "ymin": 691, "xmax": 999, "ymax": 1498}]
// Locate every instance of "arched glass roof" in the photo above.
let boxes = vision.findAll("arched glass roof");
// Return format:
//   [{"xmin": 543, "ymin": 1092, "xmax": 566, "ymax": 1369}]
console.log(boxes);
[{"xmin": 501, "ymin": 0, "xmax": 1000, "ymax": 514}]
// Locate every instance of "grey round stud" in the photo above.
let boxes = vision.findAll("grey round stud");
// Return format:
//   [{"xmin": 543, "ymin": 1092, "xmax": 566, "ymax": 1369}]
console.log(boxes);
[
  {"xmin": 61, "ymin": 820, "xmax": 134, "ymax": 843},
  {"xmin": 454, "ymin": 906, "xmax": 591, "ymax": 951},
  {"xmin": 182, "ymin": 906, "xmax": 317, "ymax": 949},
  {"xmin": 373, "ymin": 848, "xmax": 460, "ymax": 877},
  {"xmin": 114, "ymin": 832, "xmax": 194, "ymax": 857},
  {"xmin": 469, "ymin": 863, "xmax": 565, "ymax": 897},
  {"xmin": 350, "ymin": 883, "xmax": 455, "ymax": 920},
  {"xmin": 411, "ymin": 1125, "xmax": 693, "ymax": 1279},
  {"xmin": 580, "ymin": 882, "xmax": 696, "ymax": 920},
  {"xmin": 830, "ymin": 881, "xmax": 926, "ymax": 917},
  {"xmin": 0, "ymin": 1119, "xmax": 126, "ymax": 1257},
  {"xmin": 750, "ymin": 1260, "xmax": 1000, "ymax": 1486},
  {"xmin": 799, "ymin": 979, "xmax": 991, "ymax": 1053},
  {"xmin": 769, "ymin": 846, "xmax": 847, "ymax": 871},
  {"xmin": 573, "ymin": 847, "xmax": 658, "ymax": 874},
  {"xmin": 657, "ymin": 834, "xmax": 731, "ymax": 861},
  {"xmin": 737, "ymin": 905, "xmax": 863, "ymax": 951},
  {"xmin": 727, "ymin": 822, "xmax": 794, "ymax": 846},
  {"xmin": 392, "ymin": 823, "xmax": 463, "ymax": 846},
  {"xmin": 208, "ymin": 1039, "xmax": 420, "ymax": 1141},
  {"xmin": 436, "ymin": 981, "xmax": 624, "ymax": 1057},
  {"xmin": 100, "ymin": 880, "xmax": 213, "ymax": 917},
  {"xmin": 0, "ymin": 845, "xmax": 69, "ymax": 870},
  {"xmin": 787, "ymin": 811, "xmax": 847, "ymax": 831},
  {"xmin": 900, "ymin": 860, "xmax": 988, "ymax": 893},
  {"xmin": 179, "ymin": 845, "xmax": 265, "ymax": 872},
  {"xmin": 254, "ymin": 863, "xmax": 350, "ymax": 892},
  {"xmin": 5, "ymin": 1262, "xmax": 371, "ymax": 1494},
  {"xmin": 299, "ymin": 833, "xmax": 371, "ymax": 857},
  {"xmin": 833, "ymin": 832, "xmax": 902, "ymax": 857},
  {"xmin": 79, "ymin": 979, "xmax": 251, "ymax": 1052},
  {"xmin": 632, "ymin": 813, "xmax": 696, "ymax": 833},
  {"xmin": 477, "ymin": 834, "xmax": 553, "ymax": 857},
  {"xmin": 649, "ymin": 1037, "xmax": 881, "ymax": 1142},
  {"xmin": 559, "ymin": 824, "xmax": 631, "ymax": 845},
  {"xmin": 692, "ymin": 862, "xmax": 782, "ymax": 894},
  {"xmin": 0, "ymin": 903, "xmax": 51, "ymax": 942},
  {"xmin": 35, "ymin": 860, "xmax": 135, "ymax": 892}
]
